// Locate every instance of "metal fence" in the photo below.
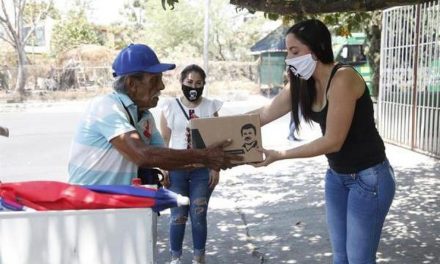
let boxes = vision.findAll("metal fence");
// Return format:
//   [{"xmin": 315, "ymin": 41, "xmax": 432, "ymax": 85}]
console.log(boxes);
[{"xmin": 379, "ymin": 0, "xmax": 440, "ymax": 158}]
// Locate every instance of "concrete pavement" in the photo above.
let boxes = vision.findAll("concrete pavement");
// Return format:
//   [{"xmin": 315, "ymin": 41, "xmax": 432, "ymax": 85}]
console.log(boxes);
[
  {"xmin": 156, "ymin": 132, "xmax": 440, "ymax": 263},
  {"xmin": 0, "ymin": 98, "xmax": 438, "ymax": 263}
]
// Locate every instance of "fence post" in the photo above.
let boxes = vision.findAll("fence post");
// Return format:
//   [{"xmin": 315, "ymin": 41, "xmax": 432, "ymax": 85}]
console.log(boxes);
[{"xmin": 411, "ymin": 4, "xmax": 421, "ymax": 150}]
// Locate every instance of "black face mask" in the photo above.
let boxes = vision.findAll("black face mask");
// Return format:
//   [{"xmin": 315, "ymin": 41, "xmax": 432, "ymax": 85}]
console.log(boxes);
[{"xmin": 182, "ymin": 84, "xmax": 204, "ymax": 102}]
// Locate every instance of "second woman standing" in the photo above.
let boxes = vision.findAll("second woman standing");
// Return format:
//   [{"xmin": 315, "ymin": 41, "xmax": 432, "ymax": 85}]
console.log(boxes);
[{"xmin": 160, "ymin": 64, "xmax": 222, "ymax": 264}]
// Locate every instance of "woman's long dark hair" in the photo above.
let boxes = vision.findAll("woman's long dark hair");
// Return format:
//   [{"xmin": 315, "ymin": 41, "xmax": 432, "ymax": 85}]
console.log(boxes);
[{"xmin": 287, "ymin": 19, "xmax": 334, "ymax": 131}]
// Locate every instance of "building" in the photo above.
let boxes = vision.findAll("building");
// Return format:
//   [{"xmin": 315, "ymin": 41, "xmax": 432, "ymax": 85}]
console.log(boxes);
[{"xmin": 250, "ymin": 25, "xmax": 289, "ymax": 96}]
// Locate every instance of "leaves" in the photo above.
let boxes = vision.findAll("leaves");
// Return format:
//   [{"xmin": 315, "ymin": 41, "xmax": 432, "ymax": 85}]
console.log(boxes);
[
  {"xmin": 119, "ymin": 0, "xmax": 269, "ymax": 61},
  {"xmin": 51, "ymin": 5, "xmax": 100, "ymax": 54},
  {"xmin": 230, "ymin": 0, "xmax": 432, "ymax": 15},
  {"xmin": 161, "ymin": 0, "xmax": 179, "ymax": 10}
]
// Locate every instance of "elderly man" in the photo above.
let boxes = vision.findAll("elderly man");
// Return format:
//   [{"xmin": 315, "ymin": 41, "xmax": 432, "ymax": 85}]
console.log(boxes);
[{"xmin": 68, "ymin": 44, "xmax": 237, "ymax": 185}]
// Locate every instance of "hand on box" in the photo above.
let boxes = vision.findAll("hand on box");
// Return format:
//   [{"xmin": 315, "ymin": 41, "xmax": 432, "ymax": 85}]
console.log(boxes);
[
  {"xmin": 251, "ymin": 148, "xmax": 282, "ymax": 167},
  {"xmin": 204, "ymin": 139, "xmax": 243, "ymax": 171}
]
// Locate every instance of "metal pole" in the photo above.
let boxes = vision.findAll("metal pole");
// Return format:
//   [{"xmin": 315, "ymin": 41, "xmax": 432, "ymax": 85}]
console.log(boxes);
[
  {"xmin": 203, "ymin": 0, "xmax": 210, "ymax": 96},
  {"xmin": 411, "ymin": 4, "xmax": 421, "ymax": 150}
]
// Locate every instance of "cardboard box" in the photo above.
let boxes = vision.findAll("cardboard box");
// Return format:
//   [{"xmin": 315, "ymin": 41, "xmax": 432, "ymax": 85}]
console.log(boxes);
[{"xmin": 190, "ymin": 114, "xmax": 263, "ymax": 164}]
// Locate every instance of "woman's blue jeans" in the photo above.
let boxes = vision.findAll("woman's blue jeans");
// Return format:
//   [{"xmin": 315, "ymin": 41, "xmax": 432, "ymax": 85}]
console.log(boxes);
[
  {"xmin": 168, "ymin": 167, "xmax": 213, "ymax": 258},
  {"xmin": 325, "ymin": 159, "xmax": 395, "ymax": 264}
]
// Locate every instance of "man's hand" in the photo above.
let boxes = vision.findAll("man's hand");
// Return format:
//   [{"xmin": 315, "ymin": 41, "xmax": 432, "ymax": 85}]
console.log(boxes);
[{"xmin": 203, "ymin": 139, "xmax": 243, "ymax": 171}]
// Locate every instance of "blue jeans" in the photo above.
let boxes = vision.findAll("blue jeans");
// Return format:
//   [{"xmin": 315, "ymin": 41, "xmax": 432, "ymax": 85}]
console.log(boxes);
[
  {"xmin": 168, "ymin": 168, "xmax": 213, "ymax": 258},
  {"xmin": 325, "ymin": 159, "xmax": 395, "ymax": 264}
]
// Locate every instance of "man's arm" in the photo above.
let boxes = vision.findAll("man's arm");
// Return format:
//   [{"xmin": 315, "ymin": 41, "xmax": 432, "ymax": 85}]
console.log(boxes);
[{"xmin": 110, "ymin": 130, "xmax": 236, "ymax": 171}]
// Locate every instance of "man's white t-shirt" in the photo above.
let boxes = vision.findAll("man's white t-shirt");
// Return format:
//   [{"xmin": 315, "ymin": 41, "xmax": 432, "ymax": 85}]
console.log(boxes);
[{"xmin": 161, "ymin": 97, "xmax": 222, "ymax": 149}]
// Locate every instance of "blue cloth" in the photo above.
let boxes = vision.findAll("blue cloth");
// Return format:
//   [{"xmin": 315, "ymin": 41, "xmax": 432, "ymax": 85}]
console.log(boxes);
[
  {"xmin": 0, "ymin": 197, "xmax": 24, "ymax": 211},
  {"xmin": 325, "ymin": 159, "xmax": 395, "ymax": 263},
  {"xmin": 84, "ymin": 185, "xmax": 179, "ymax": 212}
]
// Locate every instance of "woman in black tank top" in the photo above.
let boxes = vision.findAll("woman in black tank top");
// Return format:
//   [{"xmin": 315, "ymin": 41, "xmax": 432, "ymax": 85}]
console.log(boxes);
[{"xmin": 249, "ymin": 19, "xmax": 395, "ymax": 264}]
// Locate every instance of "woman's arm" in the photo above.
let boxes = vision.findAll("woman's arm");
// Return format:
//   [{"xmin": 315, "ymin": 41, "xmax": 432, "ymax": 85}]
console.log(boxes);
[
  {"xmin": 256, "ymin": 68, "xmax": 364, "ymax": 166},
  {"xmin": 159, "ymin": 111, "xmax": 172, "ymax": 147},
  {"xmin": 247, "ymin": 86, "xmax": 292, "ymax": 126}
]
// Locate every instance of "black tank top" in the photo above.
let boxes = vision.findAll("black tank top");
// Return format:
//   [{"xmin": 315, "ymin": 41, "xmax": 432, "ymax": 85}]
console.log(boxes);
[{"xmin": 310, "ymin": 64, "xmax": 386, "ymax": 173}]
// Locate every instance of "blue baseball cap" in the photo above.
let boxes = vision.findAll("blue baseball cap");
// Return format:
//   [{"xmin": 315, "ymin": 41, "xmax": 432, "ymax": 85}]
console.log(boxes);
[{"xmin": 112, "ymin": 44, "xmax": 176, "ymax": 77}]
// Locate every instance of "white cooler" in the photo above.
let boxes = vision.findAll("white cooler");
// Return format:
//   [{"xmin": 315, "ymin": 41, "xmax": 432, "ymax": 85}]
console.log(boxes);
[{"xmin": 0, "ymin": 208, "xmax": 157, "ymax": 264}]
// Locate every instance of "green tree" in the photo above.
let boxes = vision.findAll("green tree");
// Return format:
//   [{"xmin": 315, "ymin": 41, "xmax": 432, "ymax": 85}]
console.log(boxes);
[
  {"xmin": 157, "ymin": 0, "xmax": 427, "ymax": 96},
  {"xmin": 51, "ymin": 1, "xmax": 100, "ymax": 54},
  {"xmin": 23, "ymin": 0, "xmax": 60, "ymax": 24},
  {"xmin": 230, "ymin": 0, "xmax": 431, "ymax": 14},
  {"xmin": 0, "ymin": 0, "xmax": 53, "ymax": 101},
  {"xmin": 122, "ymin": 0, "xmax": 268, "ymax": 61},
  {"xmin": 208, "ymin": 0, "xmax": 269, "ymax": 61},
  {"xmin": 123, "ymin": 0, "xmax": 204, "ymax": 58}
]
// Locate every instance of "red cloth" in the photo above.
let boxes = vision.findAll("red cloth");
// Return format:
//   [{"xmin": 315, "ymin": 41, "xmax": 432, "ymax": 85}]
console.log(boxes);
[{"xmin": 0, "ymin": 181, "xmax": 155, "ymax": 211}]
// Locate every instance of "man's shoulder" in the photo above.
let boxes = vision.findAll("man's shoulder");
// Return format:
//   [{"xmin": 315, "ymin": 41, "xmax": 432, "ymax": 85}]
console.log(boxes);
[
  {"xmin": 89, "ymin": 93, "xmax": 113, "ymax": 104},
  {"xmin": 88, "ymin": 93, "xmax": 120, "ymax": 109}
]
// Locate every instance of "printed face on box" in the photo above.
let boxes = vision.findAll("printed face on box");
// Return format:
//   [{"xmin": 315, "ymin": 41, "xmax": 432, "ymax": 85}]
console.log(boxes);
[
  {"xmin": 189, "ymin": 114, "xmax": 264, "ymax": 164},
  {"xmin": 241, "ymin": 123, "xmax": 258, "ymax": 152}
]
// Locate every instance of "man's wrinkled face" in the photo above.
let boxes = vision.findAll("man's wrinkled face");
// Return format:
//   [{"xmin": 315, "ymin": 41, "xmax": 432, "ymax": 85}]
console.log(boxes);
[
  {"xmin": 128, "ymin": 73, "xmax": 165, "ymax": 109},
  {"xmin": 242, "ymin": 128, "xmax": 256, "ymax": 144}
]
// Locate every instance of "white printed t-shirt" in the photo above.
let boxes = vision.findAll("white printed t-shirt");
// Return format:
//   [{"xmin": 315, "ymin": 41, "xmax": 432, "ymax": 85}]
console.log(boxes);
[
  {"xmin": 161, "ymin": 97, "xmax": 222, "ymax": 149},
  {"xmin": 68, "ymin": 92, "xmax": 164, "ymax": 185}
]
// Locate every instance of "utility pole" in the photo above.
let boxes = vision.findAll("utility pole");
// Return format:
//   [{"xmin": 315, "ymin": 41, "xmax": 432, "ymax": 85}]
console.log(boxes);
[{"xmin": 203, "ymin": 0, "xmax": 210, "ymax": 95}]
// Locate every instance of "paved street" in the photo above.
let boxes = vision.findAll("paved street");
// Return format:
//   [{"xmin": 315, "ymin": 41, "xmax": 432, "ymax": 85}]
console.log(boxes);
[
  {"xmin": 156, "ymin": 143, "xmax": 440, "ymax": 264},
  {"xmin": 1, "ymin": 97, "xmax": 439, "ymax": 263}
]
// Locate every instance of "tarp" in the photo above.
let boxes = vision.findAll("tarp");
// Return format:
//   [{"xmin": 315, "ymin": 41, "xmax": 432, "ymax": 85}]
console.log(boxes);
[
  {"xmin": 0, "ymin": 181, "xmax": 181, "ymax": 212},
  {"xmin": 250, "ymin": 25, "xmax": 289, "ymax": 54}
]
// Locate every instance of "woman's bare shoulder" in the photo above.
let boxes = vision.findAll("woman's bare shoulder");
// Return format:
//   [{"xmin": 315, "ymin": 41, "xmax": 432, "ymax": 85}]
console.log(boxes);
[{"xmin": 330, "ymin": 66, "xmax": 365, "ymax": 98}]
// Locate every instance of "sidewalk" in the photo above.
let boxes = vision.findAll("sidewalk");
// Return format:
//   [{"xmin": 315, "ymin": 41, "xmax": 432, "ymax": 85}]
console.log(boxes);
[
  {"xmin": 156, "ymin": 126, "xmax": 440, "ymax": 263},
  {"xmin": 1, "ymin": 97, "xmax": 437, "ymax": 263}
]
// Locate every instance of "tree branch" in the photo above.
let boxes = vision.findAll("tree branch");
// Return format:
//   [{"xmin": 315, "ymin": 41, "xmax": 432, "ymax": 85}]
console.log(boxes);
[
  {"xmin": 0, "ymin": 32, "xmax": 14, "ymax": 47},
  {"xmin": 0, "ymin": 21, "xmax": 14, "ymax": 42},
  {"xmin": 23, "ymin": 0, "xmax": 53, "ymax": 44},
  {"xmin": 0, "ymin": 0, "xmax": 19, "ymax": 44},
  {"xmin": 230, "ymin": 0, "xmax": 433, "ymax": 15}
]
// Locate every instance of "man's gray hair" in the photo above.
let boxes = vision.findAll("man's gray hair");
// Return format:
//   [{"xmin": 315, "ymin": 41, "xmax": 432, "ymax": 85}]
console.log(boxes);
[
  {"xmin": 113, "ymin": 76, "xmax": 127, "ymax": 93},
  {"xmin": 112, "ymin": 72, "xmax": 145, "ymax": 93}
]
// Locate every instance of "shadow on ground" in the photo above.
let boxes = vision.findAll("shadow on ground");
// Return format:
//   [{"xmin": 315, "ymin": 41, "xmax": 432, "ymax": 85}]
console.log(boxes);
[{"xmin": 157, "ymin": 156, "xmax": 439, "ymax": 264}]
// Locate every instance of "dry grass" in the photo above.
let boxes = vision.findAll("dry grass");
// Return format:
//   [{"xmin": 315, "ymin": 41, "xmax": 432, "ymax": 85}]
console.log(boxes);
[{"xmin": 0, "ymin": 79, "xmax": 261, "ymax": 103}]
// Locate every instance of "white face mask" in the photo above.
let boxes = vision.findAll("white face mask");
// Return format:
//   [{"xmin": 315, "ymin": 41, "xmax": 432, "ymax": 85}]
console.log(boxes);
[{"xmin": 285, "ymin": 54, "xmax": 317, "ymax": 80}]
